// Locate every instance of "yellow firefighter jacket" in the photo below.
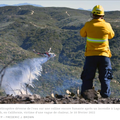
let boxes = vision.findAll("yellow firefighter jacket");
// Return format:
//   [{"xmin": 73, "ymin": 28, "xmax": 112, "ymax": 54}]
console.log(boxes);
[{"xmin": 80, "ymin": 19, "xmax": 115, "ymax": 57}]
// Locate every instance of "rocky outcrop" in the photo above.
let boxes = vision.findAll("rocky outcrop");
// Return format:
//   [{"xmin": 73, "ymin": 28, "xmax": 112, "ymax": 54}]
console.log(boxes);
[
  {"xmin": 81, "ymin": 89, "xmax": 98, "ymax": 100},
  {"xmin": 0, "ymin": 93, "xmax": 120, "ymax": 104},
  {"xmin": 0, "ymin": 89, "xmax": 119, "ymax": 104}
]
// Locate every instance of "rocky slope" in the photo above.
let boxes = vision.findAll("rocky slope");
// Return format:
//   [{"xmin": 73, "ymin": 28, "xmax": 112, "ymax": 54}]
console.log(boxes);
[{"xmin": 0, "ymin": 89, "xmax": 120, "ymax": 104}]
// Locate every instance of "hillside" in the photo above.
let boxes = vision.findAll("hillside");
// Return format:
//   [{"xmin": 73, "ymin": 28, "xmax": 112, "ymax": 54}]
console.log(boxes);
[{"xmin": 0, "ymin": 5, "xmax": 120, "ymax": 97}]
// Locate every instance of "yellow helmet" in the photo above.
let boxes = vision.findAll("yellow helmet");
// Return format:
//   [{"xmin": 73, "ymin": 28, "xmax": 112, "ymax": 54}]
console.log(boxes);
[{"xmin": 92, "ymin": 5, "xmax": 104, "ymax": 16}]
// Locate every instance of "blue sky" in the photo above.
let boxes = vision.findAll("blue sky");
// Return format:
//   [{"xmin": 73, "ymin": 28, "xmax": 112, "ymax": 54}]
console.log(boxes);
[{"xmin": 0, "ymin": 0, "xmax": 120, "ymax": 11}]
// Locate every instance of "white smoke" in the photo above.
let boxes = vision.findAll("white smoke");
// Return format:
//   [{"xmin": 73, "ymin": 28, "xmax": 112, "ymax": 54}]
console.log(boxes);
[{"xmin": 1, "ymin": 57, "xmax": 48, "ymax": 95}]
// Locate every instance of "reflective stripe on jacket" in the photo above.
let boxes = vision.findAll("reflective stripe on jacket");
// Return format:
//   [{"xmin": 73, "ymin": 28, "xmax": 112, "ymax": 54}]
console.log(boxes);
[
  {"xmin": 80, "ymin": 19, "xmax": 115, "ymax": 57},
  {"xmin": 87, "ymin": 37, "xmax": 108, "ymax": 43}
]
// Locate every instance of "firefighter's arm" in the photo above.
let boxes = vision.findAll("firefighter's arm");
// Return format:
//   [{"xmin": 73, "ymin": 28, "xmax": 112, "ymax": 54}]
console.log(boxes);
[
  {"xmin": 108, "ymin": 23, "xmax": 115, "ymax": 39},
  {"xmin": 80, "ymin": 25, "xmax": 87, "ymax": 37}
]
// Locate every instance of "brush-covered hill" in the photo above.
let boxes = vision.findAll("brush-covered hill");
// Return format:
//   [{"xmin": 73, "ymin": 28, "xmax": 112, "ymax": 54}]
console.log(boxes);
[{"xmin": 0, "ymin": 5, "xmax": 120, "ymax": 97}]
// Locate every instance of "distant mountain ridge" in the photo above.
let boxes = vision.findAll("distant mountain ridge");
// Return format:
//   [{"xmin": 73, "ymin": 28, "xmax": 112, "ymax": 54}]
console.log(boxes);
[
  {"xmin": 78, "ymin": 8, "xmax": 92, "ymax": 11},
  {"xmin": 0, "ymin": 3, "xmax": 43, "ymax": 7},
  {"xmin": 0, "ymin": 4, "xmax": 91, "ymax": 11},
  {"xmin": 0, "ymin": 4, "xmax": 7, "ymax": 7}
]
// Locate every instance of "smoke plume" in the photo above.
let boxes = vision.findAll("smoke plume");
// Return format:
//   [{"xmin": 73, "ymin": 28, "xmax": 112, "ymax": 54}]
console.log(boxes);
[{"xmin": 1, "ymin": 57, "xmax": 48, "ymax": 95}]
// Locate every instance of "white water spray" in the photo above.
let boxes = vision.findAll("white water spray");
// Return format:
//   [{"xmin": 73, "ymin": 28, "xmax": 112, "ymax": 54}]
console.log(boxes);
[{"xmin": 1, "ymin": 57, "xmax": 49, "ymax": 95}]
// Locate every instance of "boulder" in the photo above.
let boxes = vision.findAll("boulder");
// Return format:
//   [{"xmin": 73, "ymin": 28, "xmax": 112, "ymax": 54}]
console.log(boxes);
[{"xmin": 81, "ymin": 89, "xmax": 98, "ymax": 100}]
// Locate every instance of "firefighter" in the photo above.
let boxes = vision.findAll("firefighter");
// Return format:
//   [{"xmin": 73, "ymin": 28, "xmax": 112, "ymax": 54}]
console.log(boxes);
[{"xmin": 80, "ymin": 5, "xmax": 115, "ymax": 98}]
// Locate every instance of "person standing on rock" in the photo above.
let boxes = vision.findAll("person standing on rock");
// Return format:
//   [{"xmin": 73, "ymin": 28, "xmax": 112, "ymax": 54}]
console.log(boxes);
[{"xmin": 80, "ymin": 5, "xmax": 115, "ymax": 98}]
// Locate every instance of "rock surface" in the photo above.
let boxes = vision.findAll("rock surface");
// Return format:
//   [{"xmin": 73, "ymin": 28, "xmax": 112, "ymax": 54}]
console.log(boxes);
[
  {"xmin": 0, "ymin": 93, "xmax": 120, "ymax": 104},
  {"xmin": 81, "ymin": 89, "xmax": 98, "ymax": 100}
]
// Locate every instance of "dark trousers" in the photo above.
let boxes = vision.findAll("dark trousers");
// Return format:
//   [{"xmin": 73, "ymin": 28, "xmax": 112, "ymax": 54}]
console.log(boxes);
[{"xmin": 81, "ymin": 56, "xmax": 113, "ymax": 98}]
